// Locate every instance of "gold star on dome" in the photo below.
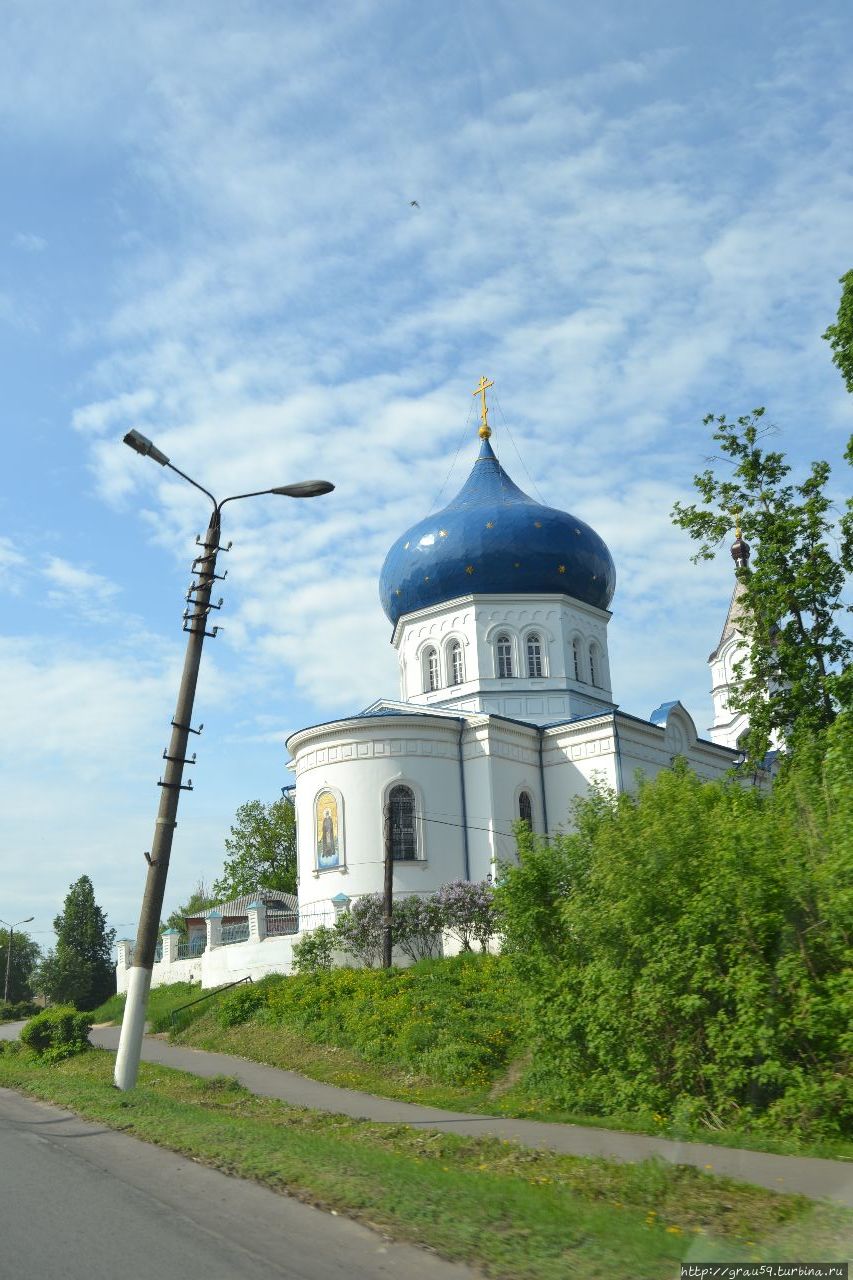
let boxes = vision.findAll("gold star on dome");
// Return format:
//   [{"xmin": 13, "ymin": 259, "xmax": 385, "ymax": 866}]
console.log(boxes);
[
  {"xmin": 424, "ymin": 575, "xmax": 430, "ymax": 582},
  {"xmin": 485, "ymin": 520, "xmax": 494, "ymax": 529},
  {"xmin": 439, "ymin": 529, "xmax": 448, "ymax": 538},
  {"xmin": 534, "ymin": 521, "xmax": 542, "ymax": 529},
  {"xmin": 395, "ymin": 589, "xmax": 401, "ymax": 596},
  {"xmin": 465, "ymin": 564, "xmax": 475, "ymax": 574},
  {"xmin": 557, "ymin": 564, "xmax": 566, "ymax": 574},
  {"xmin": 403, "ymin": 541, "xmax": 410, "ymax": 550}
]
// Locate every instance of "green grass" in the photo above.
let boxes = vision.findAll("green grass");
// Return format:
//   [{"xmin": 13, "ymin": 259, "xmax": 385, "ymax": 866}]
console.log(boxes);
[
  {"xmin": 168, "ymin": 958, "xmax": 853, "ymax": 1162},
  {"xmin": 0, "ymin": 1045, "xmax": 848, "ymax": 1279},
  {"xmin": 90, "ymin": 981, "xmax": 211, "ymax": 1032}
]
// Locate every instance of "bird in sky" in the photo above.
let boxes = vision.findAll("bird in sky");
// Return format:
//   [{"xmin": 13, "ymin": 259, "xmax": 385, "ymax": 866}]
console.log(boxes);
[{"xmin": 409, "ymin": 200, "xmax": 420, "ymax": 208}]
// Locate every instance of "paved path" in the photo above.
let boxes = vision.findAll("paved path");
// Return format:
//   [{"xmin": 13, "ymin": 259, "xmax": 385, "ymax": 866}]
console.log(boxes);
[
  {"xmin": 4, "ymin": 1020, "xmax": 852, "ymax": 1206},
  {"xmin": 0, "ymin": 1087, "xmax": 474, "ymax": 1280}
]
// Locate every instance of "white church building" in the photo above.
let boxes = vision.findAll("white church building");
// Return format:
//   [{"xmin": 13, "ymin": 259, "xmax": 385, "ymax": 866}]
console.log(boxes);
[{"xmin": 117, "ymin": 386, "xmax": 750, "ymax": 991}]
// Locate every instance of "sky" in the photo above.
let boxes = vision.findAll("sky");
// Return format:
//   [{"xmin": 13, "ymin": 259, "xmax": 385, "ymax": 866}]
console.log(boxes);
[{"xmin": 1, "ymin": 0, "xmax": 851, "ymax": 955}]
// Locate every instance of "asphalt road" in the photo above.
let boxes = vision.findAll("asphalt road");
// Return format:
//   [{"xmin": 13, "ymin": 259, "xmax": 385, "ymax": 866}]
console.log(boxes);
[{"xmin": 0, "ymin": 1087, "xmax": 475, "ymax": 1280}]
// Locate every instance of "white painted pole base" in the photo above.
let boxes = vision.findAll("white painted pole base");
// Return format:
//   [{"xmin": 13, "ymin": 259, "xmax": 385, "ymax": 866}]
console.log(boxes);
[{"xmin": 113, "ymin": 965, "xmax": 152, "ymax": 1091}]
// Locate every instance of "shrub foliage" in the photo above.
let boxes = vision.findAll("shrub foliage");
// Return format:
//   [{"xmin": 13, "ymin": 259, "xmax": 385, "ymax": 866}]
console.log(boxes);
[
  {"xmin": 496, "ymin": 715, "xmax": 853, "ymax": 1139},
  {"xmin": 20, "ymin": 1006, "xmax": 92, "ymax": 1062}
]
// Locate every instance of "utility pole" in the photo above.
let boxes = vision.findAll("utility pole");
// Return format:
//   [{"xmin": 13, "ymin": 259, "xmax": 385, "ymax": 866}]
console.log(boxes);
[
  {"xmin": 113, "ymin": 428, "xmax": 333, "ymax": 1091},
  {"xmin": 1, "ymin": 916, "xmax": 33, "ymax": 1005},
  {"xmin": 114, "ymin": 508, "xmax": 221, "ymax": 1090},
  {"xmin": 382, "ymin": 803, "xmax": 394, "ymax": 968}
]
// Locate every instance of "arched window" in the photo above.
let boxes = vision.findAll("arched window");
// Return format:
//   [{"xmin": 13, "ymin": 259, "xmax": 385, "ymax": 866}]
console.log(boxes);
[
  {"xmin": 388, "ymin": 784, "xmax": 416, "ymax": 860},
  {"xmin": 424, "ymin": 647, "xmax": 440, "ymax": 692},
  {"xmin": 518, "ymin": 790, "xmax": 533, "ymax": 827},
  {"xmin": 572, "ymin": 637, "xmax": 582, "ymax": 681},
  {"xmin": 526, "ymin": 633, "xmax": 543, "ymax": 678},
  {"xmin": 449, "ymin": 641, "xmax": 464, "ymax": 685},
  {"xmin": 496, "ymin": 633, "xmax": 513, "ymax": 678},
  {"xmin": 589, "ymin": 641, "xmax": 600, "ymax": 687}
]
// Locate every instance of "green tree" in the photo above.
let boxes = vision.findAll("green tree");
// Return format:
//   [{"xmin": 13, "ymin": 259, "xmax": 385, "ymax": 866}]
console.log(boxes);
[
  {"xmin": 671, "ymin": 409, "xmax": 852, "ymax": 762},
  {"xmin": 0, "ymin": 927, "xmax": 41, "ymax": 1004},
  {"xmin": 496, "ymin": 718, "xmax": 852, "ymax": 1139},
  {"xmin": 212, "ymin": 798, "xmax": 296, "ymax": 900},
  {"xmin": 822, "ymin": 269, "xmax": 853, "ymax": 574},
  {"xmin": 823, "ymin": 268, "xmax": 853, "ymax": 394},
  {"xmin": 162, "ymin": 879, "xmax": 217, "ymax": 939},
  {"xmin": 37, "ymin": 876, "xmax": 116, "ymax": 1011}
]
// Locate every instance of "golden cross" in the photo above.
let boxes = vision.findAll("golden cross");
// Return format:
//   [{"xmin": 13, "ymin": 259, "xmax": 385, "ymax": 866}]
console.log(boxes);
[{"xmin": 473, "ymin": 375, "xmax": 494, "ymax": 439}]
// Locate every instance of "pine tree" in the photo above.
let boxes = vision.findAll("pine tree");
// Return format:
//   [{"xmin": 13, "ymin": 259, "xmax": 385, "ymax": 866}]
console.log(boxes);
[{"xmin": 37, "ymin": 876, "xmax": 116, "ymax": 1010}]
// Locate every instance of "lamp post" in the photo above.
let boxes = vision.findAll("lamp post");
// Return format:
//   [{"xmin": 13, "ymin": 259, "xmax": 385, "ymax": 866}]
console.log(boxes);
[
  {"xmin": 114, "ymin": 430, "xmax": 333, "ymax": 1090},
  {"xmin": 1, "ymin": 916, "xmax": 34, "ymax": 1005}
]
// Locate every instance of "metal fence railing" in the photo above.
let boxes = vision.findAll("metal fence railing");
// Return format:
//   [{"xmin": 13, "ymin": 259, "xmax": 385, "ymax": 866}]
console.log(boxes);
[
  {"xmin": 221, "ymin": 921, "xmax": 250, "ymax": 946},
  {"xmin": 177, "ymin": 938, "xmax": 207, "ymax": 960},
  {"xmin": 266, "ymin": 912, "xmax": 299, "ymax": 937}
]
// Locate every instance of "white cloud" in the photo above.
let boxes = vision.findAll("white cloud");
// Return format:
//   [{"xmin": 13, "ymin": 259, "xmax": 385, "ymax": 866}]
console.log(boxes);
[
  {"xmin": 12, "ymin": 231, "xmax": 46, "ymax": 252},
  {"xmin": 43, "ymin": 556, "xmax": 120, "ymax": 611}
]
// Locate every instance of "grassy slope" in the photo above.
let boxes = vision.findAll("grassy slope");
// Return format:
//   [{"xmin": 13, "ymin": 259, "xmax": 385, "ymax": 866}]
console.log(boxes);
[
  {"xmin": 137, "ymin": 957, "xmax": 850, "ymax": 1161},
  {"xmin": 0, "ymin": 1046, "xmax": 848, "ymax": 1279}
]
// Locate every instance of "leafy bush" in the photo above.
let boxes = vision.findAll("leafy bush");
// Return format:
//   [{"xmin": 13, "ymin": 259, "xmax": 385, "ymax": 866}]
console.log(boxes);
[
  {"xmin": 393, "ymin": 895, "xmax": 444, "ymax": 962},
  {"xmin": 292, "ymin": 925, "xmax": 336, "ymax": 973},
  {"xmin": 0, "ymin": 1000, "xmax": 39, "ymax": 1021},
  {"xmin": 496, "ymin": 714, "xmax": 853, "ymax": 1140},
  {"xmin": 333, "ymin": 894, "xmax": 385, "ymax": 967},
  {"xmin": 435, "ymin": 879, "xmax": 498, "ymax": 952},
  {"xmin": 20, "ymin": 1006, "xmax": 92, "ymax": 1062}
]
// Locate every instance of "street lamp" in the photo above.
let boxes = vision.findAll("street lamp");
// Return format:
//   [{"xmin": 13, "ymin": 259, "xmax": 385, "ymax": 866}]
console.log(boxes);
[
  {"xmin": 114, "ymin": 430, "xmax": 334, "ymax": 1090},
  {"xmin": 1, "ymin": 916, "xmax": 34, "ymax": 1005}
]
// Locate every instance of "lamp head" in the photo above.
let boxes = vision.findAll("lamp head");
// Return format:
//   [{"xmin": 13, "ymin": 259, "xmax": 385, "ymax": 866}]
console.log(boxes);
[
  {"xmin": 123, "ymin": 429, "xmax": 170, "ymax": 467},
  {"xmin": 271, "ymin": 480, "xmax": 335, "ymax": 498}
]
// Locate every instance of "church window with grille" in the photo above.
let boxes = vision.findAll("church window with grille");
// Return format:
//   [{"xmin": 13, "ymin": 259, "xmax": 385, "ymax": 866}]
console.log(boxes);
[
  {"xmin": 572, "ymin": 637, "xmax": 582, "ymax": 681},
  {"xmin": 496, "ymin": 633, "xmax": 513, "ymax": 678},
  {"xmin": 424, "ymin": 647, "xmax": 440, "ymax": 691},
  {"xmin": 526, "ymin": 633, "xmax": 543, "ymax": 678},
  {"xmin": 518, "ymin": 789, "xmax": 533, "ymax": 827},
  {"xmin": 388, "ymin": 785, "xmax": 417, "ymax": 860},
  {"xmin": 450, "ymin": 641, "xmax": 464, "ymax": 685}
]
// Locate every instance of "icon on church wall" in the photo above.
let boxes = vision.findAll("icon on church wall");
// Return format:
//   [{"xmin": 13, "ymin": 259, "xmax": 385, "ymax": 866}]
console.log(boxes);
[{"xmin": 315, "ymin": 788, "xmax": 344, "ymax": 870}]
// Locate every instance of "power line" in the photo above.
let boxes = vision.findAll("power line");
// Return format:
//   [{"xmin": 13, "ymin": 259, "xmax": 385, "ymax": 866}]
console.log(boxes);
[
  {"xmin": 427, "ymin": 398, "xmax": 476, "ymax": 513},
  {"xmin": 492, "ymin": 390, "xmax": 548, "ymax": 503}
]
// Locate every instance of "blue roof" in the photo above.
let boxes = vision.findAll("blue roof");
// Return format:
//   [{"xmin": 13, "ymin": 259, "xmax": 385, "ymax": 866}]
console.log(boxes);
[{"xmin": 379, "ymin": 437, "xmax": 616, "ymax": 626}]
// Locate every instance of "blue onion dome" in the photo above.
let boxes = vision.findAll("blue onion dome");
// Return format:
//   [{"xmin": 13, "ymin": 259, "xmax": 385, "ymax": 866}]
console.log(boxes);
[{"xmin": 379, "ymin": 433, "xmax": 616, "ymax": 626}]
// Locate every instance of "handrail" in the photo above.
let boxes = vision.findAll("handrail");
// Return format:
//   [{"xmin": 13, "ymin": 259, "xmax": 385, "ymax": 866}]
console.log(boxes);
[{"xmin": 169, "ymin": 975, "xmax": 253, "ymax": 1029}]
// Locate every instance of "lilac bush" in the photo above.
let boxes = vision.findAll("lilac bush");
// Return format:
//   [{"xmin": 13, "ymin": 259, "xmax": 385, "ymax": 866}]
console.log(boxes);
[
  {"xmin": 393, "ymin": 894, "xmax": 444, "ymax": 962},
  {"xmin": 333, "ymin": 893, "xmax": 385, "ymax": 967},
  {"xmin": 435, "ymin": 879, "xmax": 498, "ymax": 952}
]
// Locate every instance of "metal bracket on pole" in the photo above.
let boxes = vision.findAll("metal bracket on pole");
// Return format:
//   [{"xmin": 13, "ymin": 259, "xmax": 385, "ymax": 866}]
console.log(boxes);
[
  {"xmin": 182, "ymin": 622, "xmax": 221, "ymax": 637},
  {"xmin": 171, "ymin": 720, "xmax": 204, "ymax": 735},
  {"xmin": 158, "ymin": 778, "xmax": 194, "ymax": 791},
  {"xmin": 195, "ymin": 535, "xmax": 232, "ymax": 551},
  {"xmin": 163, "ymin": 749, "xmax": 197, "ymax": 765},
  {"xmin": 184, "ymin": 596, "xmax": 223, "ymax": 610}
]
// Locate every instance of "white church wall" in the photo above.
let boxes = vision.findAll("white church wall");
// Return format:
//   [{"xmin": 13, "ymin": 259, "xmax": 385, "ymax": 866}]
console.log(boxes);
[
  {"xmin": 542, "ymin": 718, "xmax": 618, "ymax": 831},
  {"xmin": 288, "ymin": 716, "xmax": 469, "ymax": 914},
  {"xmin": 395, "ymin": 593, "xmax": 614, "ymax": 724}
]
